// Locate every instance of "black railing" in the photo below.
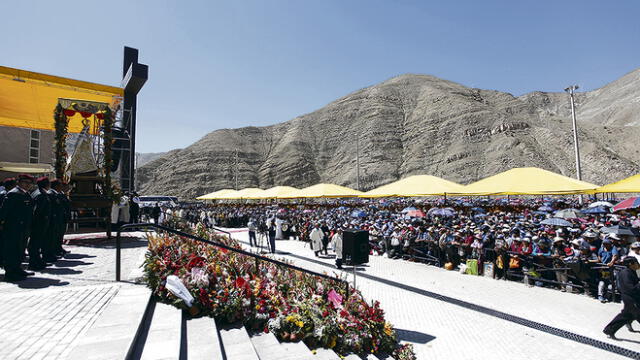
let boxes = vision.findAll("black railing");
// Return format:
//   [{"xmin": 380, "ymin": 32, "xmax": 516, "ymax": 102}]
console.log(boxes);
[{"xmin": 115, "ymin": 222, "xmax": 350, "ymax": 297}]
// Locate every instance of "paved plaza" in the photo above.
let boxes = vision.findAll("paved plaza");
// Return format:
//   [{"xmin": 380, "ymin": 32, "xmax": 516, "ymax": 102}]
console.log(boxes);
[
  {"xmin": 0, "ymin": 234, "xmax": 148, "ymax": 360},
  {"xmin": 2, "ymin": 229, "xmax": 640, "ymax": 360},
  {"xmin": 227, "ymin": 229, "xmax": 640, "ymax": 360}
]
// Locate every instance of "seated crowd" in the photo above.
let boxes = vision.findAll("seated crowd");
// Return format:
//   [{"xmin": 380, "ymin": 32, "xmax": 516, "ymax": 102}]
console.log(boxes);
[{"xmin": 162, "ymin": 198, "xmax": 638, "ymax": 304}]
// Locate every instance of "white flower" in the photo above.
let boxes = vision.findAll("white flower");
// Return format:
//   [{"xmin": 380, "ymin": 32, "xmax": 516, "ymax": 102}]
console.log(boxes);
[{"xmin": 189, "ymin": 267, "xmax": 209, "ymax": 287}]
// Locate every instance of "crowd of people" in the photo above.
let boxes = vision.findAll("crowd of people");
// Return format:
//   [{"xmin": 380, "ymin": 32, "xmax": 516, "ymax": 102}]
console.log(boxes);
[
  {"xmin": 0, "ymin": 175, "xmax": 71, "ymax": 282},
  {"xmin": 163, "ymin": 198, "xmax": 639, "ymax": 307}
]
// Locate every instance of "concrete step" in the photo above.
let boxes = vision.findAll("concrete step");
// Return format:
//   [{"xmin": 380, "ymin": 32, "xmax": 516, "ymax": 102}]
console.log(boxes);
[
  {"xmin": 67, "ymin": 284, "xmax": 151, "ymax": 360},
  {"xmin": 312, "ymin": 347, "xmax": 342, "ymax": 360},
  {"xmin": 140, "ymin": 301, "xmax": 182, "ymax": 360},
  {"xmin": 184, "ymin": 315, "xmax": 224, "ymax": 360},
  {"xmin": 279, "ymin": 339, "xmax": 315, "ymax": 360},
  {"xmin": 218, "ymin": 324, "xmax": 260, "ymax": 360},
  {"xmin": 344, "ymin": 354, "xmax": 363, "ymax": 360}
]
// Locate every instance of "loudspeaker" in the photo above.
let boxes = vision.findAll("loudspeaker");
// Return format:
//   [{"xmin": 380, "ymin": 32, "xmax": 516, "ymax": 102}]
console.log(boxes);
[{"xmin": 342, "ymin": 229, "xmax": 369, "ymax": 265}]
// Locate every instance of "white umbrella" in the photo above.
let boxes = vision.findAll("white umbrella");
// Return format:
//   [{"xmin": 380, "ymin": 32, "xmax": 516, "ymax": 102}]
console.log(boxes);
[{"xmin": 589, "ymin": 201, "xmax": 614, "ymax": 208}]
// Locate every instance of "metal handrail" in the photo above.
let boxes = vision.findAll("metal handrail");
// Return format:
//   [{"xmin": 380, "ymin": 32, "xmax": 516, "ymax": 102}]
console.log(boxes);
[{"xmin": 115, "ymin": 222, "xmax": 350, "ymax": 296}]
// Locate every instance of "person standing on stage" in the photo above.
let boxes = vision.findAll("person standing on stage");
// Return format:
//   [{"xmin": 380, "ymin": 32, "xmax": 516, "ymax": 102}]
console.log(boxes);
[
  {"xmin": 310, "ymin": 223, "xmax": 325, "ymax": 257},
  {"xmin": 0, "ymin": 178, "xmax": 17, "ymax": 267},
  {"xmin": 603, "ymin": 256, "xmax": 640, "ymax": 339},
  {"xmin": 44, "ymin": 179, "xmax": 63, "ymax": 262},
  {"xmin": 129, "ymin": 192, "xmax": 140, "ymax": 224},
  {"xmin": 247, "ymin": 218, "xmax": 257, "ymax": 247},
  {"xmin": 52, "ymin": 179, "xmax": 70, "ymax": 256},
  {"xmin": 29, "ymin": 177, "xmax": 52, "ymax": 270},
  {"xmin": 0, "ymin": 174, "xmax": 35, "ymax": 282},
  {"xmin": 267, "ymin": 220, "xmax": 276, "ymax": 254},
  {"xmin": 332, "ymin": 228, "xmax": 344, "ymax": 269}
]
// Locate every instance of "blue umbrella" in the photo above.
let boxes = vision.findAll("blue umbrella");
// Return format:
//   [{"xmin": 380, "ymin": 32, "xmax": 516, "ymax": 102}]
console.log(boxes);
[
  {"xmin": 427, "ymin": 207, "xmax": 456, "ymax": 217},
  {"xmin": 401, "ymin": 206, "xmax": 417, "ymax": 213},
  {"xmin": 582, "ymin": 206, "xmax": 609, "ymax": 215},
  {"xmin": 538, "ymin": 206, "xmax": 554, "ymax": 212},
  {"xmin": 540, "ymin": 218, "xmax": 572, "ymax": 227},
  {"xmin": 351, "ymin": 210, "xmax": 367, "ymax": 218},
  {"xmin": 471, "ymin": 207, "xmax": 486, "ymax": 213}
]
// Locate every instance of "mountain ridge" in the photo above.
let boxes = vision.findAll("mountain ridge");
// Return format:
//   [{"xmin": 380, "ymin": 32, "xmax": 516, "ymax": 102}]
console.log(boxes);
[{"xmin": 138, "ymin": 70, "xmax": 640, "ymax": 199}]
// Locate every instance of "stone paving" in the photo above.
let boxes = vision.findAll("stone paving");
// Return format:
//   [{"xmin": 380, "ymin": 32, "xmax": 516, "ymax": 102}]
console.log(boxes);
[
  {"xmin": 226, "ymin": 229, "xmax": 640, "ymax": 360},
  {"xmin": 0, "ymin": 233, "xmax": 149, "ymax": 360}
]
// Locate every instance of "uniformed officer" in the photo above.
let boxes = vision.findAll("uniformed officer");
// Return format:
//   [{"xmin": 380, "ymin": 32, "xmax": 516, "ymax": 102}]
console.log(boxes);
[
  {"xmin": 45, "ymin": 179, "xmax": 64, "ymax": 262},
  {"xmin": 0, "ymin": 178, "xmax": 17, "ymax": 267},
  {"xmin": 29, "ymin": 176, "xmax": 52, "ymax": 270},
  {"xmin": 0, "ymin": 174, "xmax": 35, "ymax": 282},
  {"xmin": 604, "ymin": 256, "xmax": 640, "ymax": 339},
  {"xmin": 51, "ymin": 179, "xmax": 70, "ymax": 256}
]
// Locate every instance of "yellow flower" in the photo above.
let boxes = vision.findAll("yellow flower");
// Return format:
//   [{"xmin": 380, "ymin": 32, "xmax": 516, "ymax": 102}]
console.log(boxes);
[
  {"xmin": 329, "ymin": 336, "xmax": 337, "ymax": 348},
  {"xmin": 255, "ymin": 305, "xmax": 261, "ymax": 310},
  {"xmin": 383, "ymin": 322, "xmax": 393, "ymax": 336},
  {"xmin": 296, "ymin": 321, "xmax": 304, "ymax": 328}
]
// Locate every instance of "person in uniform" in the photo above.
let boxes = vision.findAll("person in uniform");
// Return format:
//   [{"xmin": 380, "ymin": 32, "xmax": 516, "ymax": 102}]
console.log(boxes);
[
  {"xmin": 0, "ymin": 174, "xmax": 35, "ymax": 282},
  {"xmin": 45, "ymin": 179, "xmax": 64, "ymax": 262},
  {"xmin": 52, "ymin": 179, "xmax": 70, "ymax": 256},
  {"xmin": 603, "ymin": 256, "xmax": 640, "ymax": 339},
  {"xmin": 29, "ymin": 176, "xmax": 52, "ymax": 270},
  {"xmin": 129, "ymin": 192, "xmax": 140, "ymax": 224},
  {"xmin": 0, "ymin": 178, "xmax": 17, "ymax": 267}
]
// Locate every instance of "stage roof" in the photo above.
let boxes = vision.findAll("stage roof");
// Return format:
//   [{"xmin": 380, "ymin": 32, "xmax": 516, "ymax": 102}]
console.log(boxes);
[
  {"xmin": 453, "ymin": 167, "xmax": 599, "ymax": 195},
  {"xmin": 596, "ymin": 174, "xmax": 640, "ymax": 193},
  {"xmin": 0, "ymin": 66, "xmax": 123, "ymax": 133},
  {"xmin": 361, "ymin": 175, "xmax": 465, "ymax": 197}
]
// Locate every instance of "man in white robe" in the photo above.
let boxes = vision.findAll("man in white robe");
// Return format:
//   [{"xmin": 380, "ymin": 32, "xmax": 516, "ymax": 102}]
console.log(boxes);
[{"xmin": 309, "ymin": 223, "xmax": 324, "ymax": 257}]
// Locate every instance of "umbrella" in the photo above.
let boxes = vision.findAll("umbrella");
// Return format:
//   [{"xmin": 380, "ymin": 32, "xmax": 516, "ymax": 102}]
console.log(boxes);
[
  {"xmin": 401, "ymin": 206, "xmax": 418, "ymax": 213},
  {"xmin": 302, "ymin": 209, "xmax": 314, "ymax": 214},
  {"xmin": 582, "ymin": 206, "xmax": 610, "ymax": 215},
  {"xmin": 351, "ymin": 210, "xmax": 367, "ymax": 218},
  {"xmin": 613, "ymin": 197, "xmax": 640, "ymax": 212},
  {"xmin": 589, "ymin": 201, "xmax": 614, "ymax": 208},
  {"xmin": 473, "ymin": 213, "xmax": 487, "ymax": 219},
  {"xmin": 554, "ymin": 208, "xmax": 584, "ymax": 219},
  {"xmin": 540, "ymin": 218, "xmax": 572, "ymax": 227},
  {"xmin": 471, "ymin": 207, "xmax": 486, "ymax": 213},
  {"xmin": 632, "ymin": 218, "xmax": 640, "ymax": 228},
  {"xmin": 406, "ymin": 209, "xmax": 426, "ymax": 218},
  {"xmin": 277, "ymin": 208, "xmax": 287, "ymax": 214},
  {"xmin": 601, "ymin": 225, "xmax": 640, "ymax": 237},
  {"xmin": 427, "ymin": 207, "xmax": 456, "ymax": 217},
  {"xmin": 538, "ymin": 206, "xmax": 554, "ymax": 212}
]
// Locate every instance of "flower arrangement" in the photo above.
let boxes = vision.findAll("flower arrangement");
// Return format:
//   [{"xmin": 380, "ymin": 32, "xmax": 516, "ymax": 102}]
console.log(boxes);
[{"xmin": 143, "ymin": 224, "xmax": 416, "ymax": 359}]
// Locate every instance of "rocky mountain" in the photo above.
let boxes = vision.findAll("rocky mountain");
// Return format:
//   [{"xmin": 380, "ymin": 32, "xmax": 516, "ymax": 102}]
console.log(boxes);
[
  {"xmin": 137, "ymin": 151, "xmax": 170, "ymax": 167},
  {"xmin": 138, "ymin": 69, "xmax": 640, "ymax": 199}
]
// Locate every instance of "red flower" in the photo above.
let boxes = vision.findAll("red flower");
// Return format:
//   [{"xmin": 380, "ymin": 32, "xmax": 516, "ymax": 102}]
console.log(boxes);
[{"xmin": 63, "ymin": 109, "xmax": 76, "ymax": 117}]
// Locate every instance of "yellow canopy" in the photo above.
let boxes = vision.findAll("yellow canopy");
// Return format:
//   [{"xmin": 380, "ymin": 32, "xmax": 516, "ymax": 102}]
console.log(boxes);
[
  {"xmin": 361, "ymin": 175, "xmax": 466, "ymax": 197},
  {"xmin": 0, "ymin": 66, "xmax": 123, "ymax": 133},
  {"xmin": 454, "ymin": 167, "xmax": 599, "ymax": 195},
  {"xmin": 0, "ymin": 161, "xmax": 53, "ymax": 174},
  {"xmin": 596, "ymin": 174, "xmax": 640, "ymax": 193},
  {"xmin": 196, "ymin": 188, "xmax": 236, "ymax": 200},
  {"xmin": 281, "ymin": 183, "xmax": 362, "ymax": 198},
  {"xmin": 216, "ymin": 187, "xmax": 266, "ymax": 200},
  {"xmin": 245, "ymin": 186, "xmax": 300, "ymax": 199}
]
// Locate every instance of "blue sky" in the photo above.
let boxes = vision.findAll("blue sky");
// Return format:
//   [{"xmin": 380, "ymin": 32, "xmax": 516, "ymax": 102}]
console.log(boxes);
[{"xmin": 2, "ymin": 0, "xmax": 639, "ymax": 152}]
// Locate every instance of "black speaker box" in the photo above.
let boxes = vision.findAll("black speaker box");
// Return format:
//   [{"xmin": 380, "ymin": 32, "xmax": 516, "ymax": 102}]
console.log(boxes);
[{"xmin": 342, "ymin": 229, "xmax": 369, "ymax": 265}]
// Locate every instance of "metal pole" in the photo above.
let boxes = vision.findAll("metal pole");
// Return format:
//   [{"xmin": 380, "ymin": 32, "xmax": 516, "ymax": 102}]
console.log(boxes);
[
  {"xmin": 234, "ymin": 148, "xmax": 239, "ymax": 190},
  {"xmin": 116, "ymin": 228, "xmax": 121, "ymax": 281},
  {"xmin": 565, "ymin": 85, "xmax": 583, "ymax": 204},
  {"xmin": 356, "ymin": 136, "xmax": 361, "ymax": 191}
]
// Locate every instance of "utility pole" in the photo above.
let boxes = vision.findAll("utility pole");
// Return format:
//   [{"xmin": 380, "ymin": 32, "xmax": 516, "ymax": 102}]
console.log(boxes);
[
  {"xmin": 356, "ymin": 136, "xmax": 361, "ymax": 191},
  {"xmin": 565, "ymin": 85, "xmax": 583, "ymax": 204},
  {"xmin": 234, "ymin": 148, "xmax": 239, "ymax": 190}
]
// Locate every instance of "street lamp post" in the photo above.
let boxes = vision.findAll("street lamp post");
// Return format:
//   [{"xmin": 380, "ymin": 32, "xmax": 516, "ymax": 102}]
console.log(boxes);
[{"xmin": 565, "ymin": 85, "xmax": 583, "ymax": 203}]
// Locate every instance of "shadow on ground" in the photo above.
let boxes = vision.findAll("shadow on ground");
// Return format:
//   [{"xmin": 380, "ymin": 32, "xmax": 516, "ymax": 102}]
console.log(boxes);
[{"xmin": 395, "ymin": 329, "xmax": 436, "ymax": 344}]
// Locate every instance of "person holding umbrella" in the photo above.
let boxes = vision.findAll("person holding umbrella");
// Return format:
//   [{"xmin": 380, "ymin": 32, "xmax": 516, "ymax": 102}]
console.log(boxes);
[{"xmin": 603, "ymin": 256, "xmax": 640, "ymax": 339}]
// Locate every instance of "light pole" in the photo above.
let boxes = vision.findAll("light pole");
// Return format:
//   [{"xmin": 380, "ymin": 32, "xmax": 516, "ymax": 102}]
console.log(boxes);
[
  {"xmin": 565, "ymin": 85, "xmax": 583, "ymax": 203},
  {"xmin": 356, "ymin": 136, "xmax": 361, "ymax": 191}
]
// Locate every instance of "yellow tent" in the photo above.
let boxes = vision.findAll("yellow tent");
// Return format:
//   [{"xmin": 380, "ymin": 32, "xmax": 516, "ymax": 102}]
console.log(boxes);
[
  {"xmin": 245, "ymin": 186, "xmax": 300, "ymax": 199},
  {"xmin": 216, "ymin": 187, "xmax": 266, "ymax": 200},
  {"xmin": 196, "ymin": 188, "xmax": 235, "ymax": 200},
  {"xmin": 453, "ymin": 167, "xmax": 599, "ymax": 195},
  {"xmin": 361, "ymin": 175, "xmax": 466, "ymax": 197},
  {"xmin": 0, "ymin": 66, "xmax": 123, "ymax": 133},
  {"xmin": 596, "ymin": 174, "xmax": 640, "ymax": 193},
  {"xmin": 281, "ymin": 183, "xmax": 362, "ymax": 198}
]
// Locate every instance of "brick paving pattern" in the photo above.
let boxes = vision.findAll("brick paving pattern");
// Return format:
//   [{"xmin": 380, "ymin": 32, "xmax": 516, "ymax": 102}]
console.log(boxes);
[{"xmin": 0, "ymin": 234, "xmax": 148, "ymax": 360}]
